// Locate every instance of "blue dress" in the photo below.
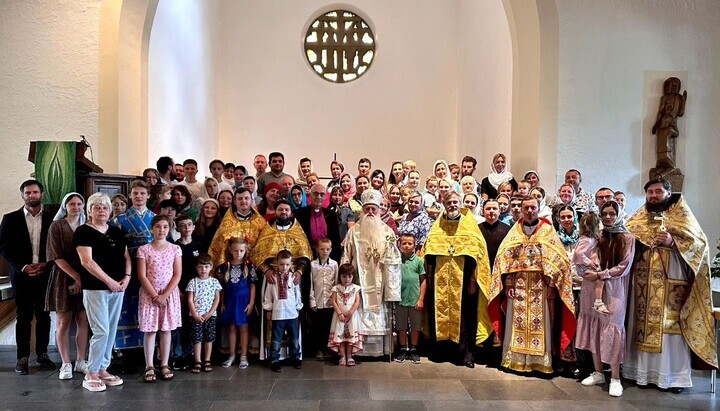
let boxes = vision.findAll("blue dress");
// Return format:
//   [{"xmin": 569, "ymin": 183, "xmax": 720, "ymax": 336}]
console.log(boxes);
[{"xmin": 217, "ymin": 263, "xmax": 256, "ymax": 326}]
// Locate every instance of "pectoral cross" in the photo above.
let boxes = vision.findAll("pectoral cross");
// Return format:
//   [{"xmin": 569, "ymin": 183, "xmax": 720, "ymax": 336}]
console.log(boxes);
[
  {"xmin": 653, "ymin": 212, "xmax": 667, "ymax": 232},
  {"xmin": 448, "ymin": 244, "xmax": 455, "ymax": 256}
]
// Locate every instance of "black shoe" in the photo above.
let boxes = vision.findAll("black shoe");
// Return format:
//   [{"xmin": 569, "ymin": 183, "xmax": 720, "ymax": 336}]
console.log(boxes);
[
  {"xmin": 15, "ymin": 357, "xmax": 29, "ymax": 375},
  {"xmin": 293, "ymin": 358, "xmax": 302, "ymax": 369},
  {"xmin": 668, "ymin": 387, "xmax": 685, "ymax": 394},
  {"xmin": 409, "ymin": 349, "xmax": 421, "ymax": 364},
  {"xmin": 395, "ymin": 349, "xmax": 408, "ymax": 363},
  {"xmin": 464, "ymin": 361, "xmax": 475, "ymax": 369},
  {"xmin": 270, "ymin": 361, "xmax": 281, "ymax": 372},
  {"xmin": 36, "ymin": 353, "xmax": 56, "ymax": 370}
]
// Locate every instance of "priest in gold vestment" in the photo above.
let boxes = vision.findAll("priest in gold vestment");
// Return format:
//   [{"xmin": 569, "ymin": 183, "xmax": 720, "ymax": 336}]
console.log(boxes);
[
  {"xmin": 623, "ymin": 180, "xmax": 717, "ymax": 392},
  {"xmin": 421, "ymin": 191, "xmax": 493, "ymax": 367},
  {"xmin": 208, "ymin": 188, "xmax": 267, "ymax": 267},
  {"xmin": 251, "ymin": 200, "xmax": 313, "ymax": 360},
  {"xmin": 342, "ymin": 189, "xmax": 402, "ymax": 357},
  {"xmin": 488, "ymin": 196, "xmax": 576, "ymax": 374}
]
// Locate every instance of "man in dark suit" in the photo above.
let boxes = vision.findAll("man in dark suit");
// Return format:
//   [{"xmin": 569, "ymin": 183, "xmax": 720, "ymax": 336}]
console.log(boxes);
[
  {"xmin": 0, "ymin": 179, "xmax": 56, "ymax": 374},
  {"xmin": 294, "ymin": 183, "xmax": 342, "ymax": 262}
]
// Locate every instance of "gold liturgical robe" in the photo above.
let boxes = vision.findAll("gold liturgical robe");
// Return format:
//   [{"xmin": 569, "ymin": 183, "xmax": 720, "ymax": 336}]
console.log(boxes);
[
  {"xmin": 421, "ymin": 208, "xmax": 493, "ymax": 344},
  {"xmin": 488, "ymin": 219, "xmax": 576, "ymax": 373},
  {"xmin": 626, "ymin": 195, "xmax": 718, "ymax": 368},
  {"xmin": 251, "ymin": 221, "xmax": 313, "ymax": 268},
  {"xmin": 208, "ymin": 210, "xmax": 267, "ymax": 267}
]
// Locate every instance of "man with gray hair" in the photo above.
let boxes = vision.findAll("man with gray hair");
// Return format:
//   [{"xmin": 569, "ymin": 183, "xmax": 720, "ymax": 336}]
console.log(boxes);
[{"xmin": 342, "ymin": 189, "xmax": 401, "ymax": 357}]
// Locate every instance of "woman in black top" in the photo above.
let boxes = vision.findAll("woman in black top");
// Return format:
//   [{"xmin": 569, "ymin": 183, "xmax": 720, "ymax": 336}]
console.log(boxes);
[{"xmin": 74, "ymin": 192, "xmax": 130, "ymax": 392}]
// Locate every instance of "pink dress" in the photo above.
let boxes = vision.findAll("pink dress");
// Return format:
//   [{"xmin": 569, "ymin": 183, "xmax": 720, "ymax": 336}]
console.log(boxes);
[{"xmin": 137, "ymin": 243, "xmax": 182, "ymax": 332}]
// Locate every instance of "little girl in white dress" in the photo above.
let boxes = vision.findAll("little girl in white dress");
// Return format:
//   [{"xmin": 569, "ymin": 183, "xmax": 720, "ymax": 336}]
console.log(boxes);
[{"xmin": 328, "ymin": 263, "xmax": 364, "ymax": 366}]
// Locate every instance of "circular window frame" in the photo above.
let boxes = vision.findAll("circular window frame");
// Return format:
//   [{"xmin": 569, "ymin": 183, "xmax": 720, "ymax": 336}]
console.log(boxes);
[{"xmin": 302, "ymin": 8, "xmax": 376, "ymax": 84}]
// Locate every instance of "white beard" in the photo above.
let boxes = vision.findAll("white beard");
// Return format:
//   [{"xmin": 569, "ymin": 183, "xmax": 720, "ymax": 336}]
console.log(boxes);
[{"xmin": 358, "ymin": 213, "xmax": 387, "ymax": 247}]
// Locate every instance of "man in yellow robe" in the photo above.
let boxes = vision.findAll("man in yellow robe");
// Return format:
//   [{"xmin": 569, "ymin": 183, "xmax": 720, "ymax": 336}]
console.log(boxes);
[
  {"xmin": 421, "ymin": 191, "xmax": 493, "ymax": 367},
  {"xmin": 623, "ymin": 179, "xmax": 717, "ymax": 393},
  {"xmin": 488, "ymin": 196, "xmax": 576, "ymax": 374},
  {"xmin": 251, "ymin": 200, "xmax": 313, "ymax": 360},
  {"xmin": 208, "ymin": 188, "xmax": 267, "ymax": 267}
]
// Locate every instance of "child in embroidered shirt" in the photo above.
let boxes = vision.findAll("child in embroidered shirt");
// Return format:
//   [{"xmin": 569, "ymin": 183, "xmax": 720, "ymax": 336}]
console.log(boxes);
[
  {"xmin": 573, "ymin": 213, "xmax": 606, "ymax": 314},
  {"xmin": 217, "ymin": 238, "xmax": 256, "ymax": 369},
  {"xmin": 262, "ymin": 250, "xmax": 303, "ymax": 372},
  {"xmin": 309, "ymin": 238, "xmax": 339, "ymax": 361},
  {"xmin": 186, "ymin": 253, "xmax": 223, "ymax": 373},
  {"xmin": 328, "ymin": 263, "xmax": 364, "ymax": 366}
]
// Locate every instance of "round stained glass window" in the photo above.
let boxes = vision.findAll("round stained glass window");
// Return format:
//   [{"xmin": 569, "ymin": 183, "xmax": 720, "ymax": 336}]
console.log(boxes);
[{"xmin": 304, "ymin": 10, "xmax": 375, "ymax": 83}]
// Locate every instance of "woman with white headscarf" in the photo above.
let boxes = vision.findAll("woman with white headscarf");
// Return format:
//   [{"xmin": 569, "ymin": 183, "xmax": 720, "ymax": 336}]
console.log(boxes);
[
  {"xmin": 433, "ymin": 159, "xmax": 461, "ymax": 194},
  {"xmin": 480, "ymin": 153, "xmax": 517, "ymax": 200},
  {"xmin": 45, "ymin": 192, "xmax": 90, "ymax": 380},
  {"xmin": 530, "ymin": 187, "xmax": 553, "ymax": 220}
]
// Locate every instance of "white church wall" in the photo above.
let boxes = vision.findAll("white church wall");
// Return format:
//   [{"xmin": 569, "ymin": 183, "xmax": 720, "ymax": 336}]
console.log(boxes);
[
  {"xmin": 214, "ymin": 0, "xmax": 461, "ymax": 180},
  {"xmin": 456, "ymin": 0, "xmax": 513, "ymax": 173},
  {"xmin": 0, "ymin": 0, "xmax": 100, "ymax": 215},
  {"xmin": 556, "ymin": 0, "xmax": 720, "ymax": 243},
  {"xmin": 148, "ymin": 0, "xmax": 218, "ymax": 173}
]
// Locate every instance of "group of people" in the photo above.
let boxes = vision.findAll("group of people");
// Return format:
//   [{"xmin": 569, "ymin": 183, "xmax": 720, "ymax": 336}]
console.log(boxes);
[{"xmin": 0, "ymin": 151, "xmax": 716, "ymax": 398}]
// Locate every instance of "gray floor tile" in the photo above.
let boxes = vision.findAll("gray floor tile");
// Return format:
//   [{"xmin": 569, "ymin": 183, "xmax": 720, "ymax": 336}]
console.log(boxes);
[
  {"xmin": 269, "ymin": 379, "xmax": 369, "ymax": 400},
  {"xmin": 0, "ymin": 378, "xmax": 81, "ymax": 400},
  {"xmin": 626, "ymin": 399, "xmax": 717, "ymax": 411},
  {"xmin": 369, "ymin": 378, "xmax": 472, "ymax": 401},
  {"xmin": 99, "ymin": 400, "xmax": 214, "ymax": 411},
  {"xmin": 212, "ymin": 400, "xmax": 319, "ymax": 411},
  {"xmin": 461, "ymin": 380, "xmax": 570, "ymax": 401},
  {"xmin": 409, "ymin": 361, "xmax": 501, "ymax": 380},
  {"xmin": 424, "ymin": 400, "xmax": 529, "ymax": 411},
  {"xmin": 528, "ymin": 400, "xmax": 640, "ymax": 411},
  {"xmin": 320, "ymin": 399, "xmax": 425, "ymax": 411},
  {"xmin": 171, "ymin": 379, "xmax": 275, "ymax": 401},
  {"xmin": 0, "ymin": 400, "xmax": 104, "ymax": 411},
  {"xmin": 323, "ymin": 361, "xmax": 413, "ymax": 380}
]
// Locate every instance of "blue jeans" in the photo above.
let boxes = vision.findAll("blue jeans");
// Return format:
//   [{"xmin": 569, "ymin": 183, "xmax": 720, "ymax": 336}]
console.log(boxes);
[
  {"xmin": 270, "ymin": 318, "xmax": 300, "ymax": 362},
  {"xmin": 83, "ymin": 290, "xmax": 124, "ymax": 373}
]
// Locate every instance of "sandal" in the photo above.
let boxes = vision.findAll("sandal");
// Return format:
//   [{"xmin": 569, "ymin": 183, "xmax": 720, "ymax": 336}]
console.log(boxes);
[
  {"xmin": 160, "ymin": 365, "xmax": 174, "ymax": 381},
  {"xmin": 339, "ymin": 357, "xmax": 346, "ymax": 366},
  {"xmin": 347, "ymin": 357, "xmax": 356, "ymax": 366},
  {"xmin": 202, "ymin": 360, "xmax": 213, "ymax": 372},
  {"xmin": 100, "ymin": 373, "xmax": 123, "ymax": 386},
  {"xmin": 82, "ymin": 376, "xmax": 106, "ymax": 392},
  {"xmin": 143, "ymin": 367, "xmax": 156, "ymax": 383},
  {"xmin": 191, "ymin": 362, "xmax": 202, "ymax": 374}
]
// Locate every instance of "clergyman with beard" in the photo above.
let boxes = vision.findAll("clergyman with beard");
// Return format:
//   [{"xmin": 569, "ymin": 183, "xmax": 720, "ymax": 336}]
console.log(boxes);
[
  {"xmin": 341, "ymin": 189, "xmax": 401, "ymax": 357},
  {"xmin": 622, "ymin": 179, "xmax": 717, "ymax": 393}
]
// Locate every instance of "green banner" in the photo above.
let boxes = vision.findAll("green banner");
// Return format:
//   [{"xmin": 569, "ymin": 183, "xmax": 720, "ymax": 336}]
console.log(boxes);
[{"xmin": 34, "ymin": 141, "xmax": 76, "ymax": 205}]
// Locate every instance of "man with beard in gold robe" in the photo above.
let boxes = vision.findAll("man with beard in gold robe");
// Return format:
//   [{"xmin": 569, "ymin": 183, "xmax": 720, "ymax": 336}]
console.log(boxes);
[
  {"xmin": 421, "ymin": 191, "xmax": 493, "ymax": 367},
  {"xmin": 342, "ymin": 189, "xmax": 402, "ymax": 357},
  {"xmin": 623, "ymin": 179, "xmax": 717, "ymax": 393}
]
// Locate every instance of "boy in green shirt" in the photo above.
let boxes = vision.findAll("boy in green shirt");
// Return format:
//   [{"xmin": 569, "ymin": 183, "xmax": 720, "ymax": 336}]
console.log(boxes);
[{"xmin": 395, "ymin": 234, "xmax": 427, "ymax": 364}]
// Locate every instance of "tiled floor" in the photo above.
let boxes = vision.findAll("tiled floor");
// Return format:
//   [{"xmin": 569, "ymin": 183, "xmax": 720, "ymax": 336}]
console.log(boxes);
[{"xmin": 0, "ymin": 352, "xmax": 716, "ymax": 411}]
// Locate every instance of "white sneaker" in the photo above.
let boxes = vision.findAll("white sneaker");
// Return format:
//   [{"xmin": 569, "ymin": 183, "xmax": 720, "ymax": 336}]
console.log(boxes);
[
  {"xmin": 74, "ymin": 360, "xmax": 89, "ymax": 375},
  {"xmin": 58, "ymin": 363, "xmax": 73, "ymax": 380},
  {"xmin": 581, "ymin": 371, "xmax": 606, "ymax": 386},
  {"xmin": 239, "ymin": 356, "xmax": 249, "ymax": 369},
  {"xmin": 609, "ymin": 379, "xmax": 623, "ymax": 397}
]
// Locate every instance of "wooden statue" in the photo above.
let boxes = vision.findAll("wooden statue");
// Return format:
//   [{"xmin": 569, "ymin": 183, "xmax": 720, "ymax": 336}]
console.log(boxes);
[{"xmin": 650, "ymin": 77, "xmax": 686, "ymax": 191}]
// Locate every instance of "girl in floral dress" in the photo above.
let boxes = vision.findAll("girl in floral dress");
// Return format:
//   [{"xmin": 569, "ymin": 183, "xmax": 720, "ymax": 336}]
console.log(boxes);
[{"xmin": 137, "ymin": 215, "xmax": 182, "ymax": 382}]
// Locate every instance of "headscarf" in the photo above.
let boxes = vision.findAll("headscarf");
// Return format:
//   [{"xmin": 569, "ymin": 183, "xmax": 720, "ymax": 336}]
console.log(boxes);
[
  {"xmin": 555, "ymin": 206, "xmax": 579, "ymax": 246},
  {"xmin": 433, "ymin": 159, "xmax": 450, "ymax": 179},
  {"xmin": 53, "ymin": 192, "xmax": 87, "ymax": 224},
  {"xmin": 296, "ymin": 160, "xmax": 312, "ymax": 189},
  {"xmin": 524, "ymin": 170, "xmax": 540, "ymax": 187},
  {"xmin": 601, "ymin": 200, "xmax": 628, "ymax": 234},
  {"xmin": 287, "ymin": 184, "xmax": 307, "ymax": 210},
  {"xmin": 263, "ymin": 182, "xmax": 282, "ymax": 197},
  {"xmin": 339, "ymin": 172, "xmax": 356, "ymax": 203},
  {"xmin": 203, "ymin": 176, "xmax": 220, "ymax": 200},
  {"xmin": 487, "ymin": 153, "xmax": 514, "ymax": 189}
]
